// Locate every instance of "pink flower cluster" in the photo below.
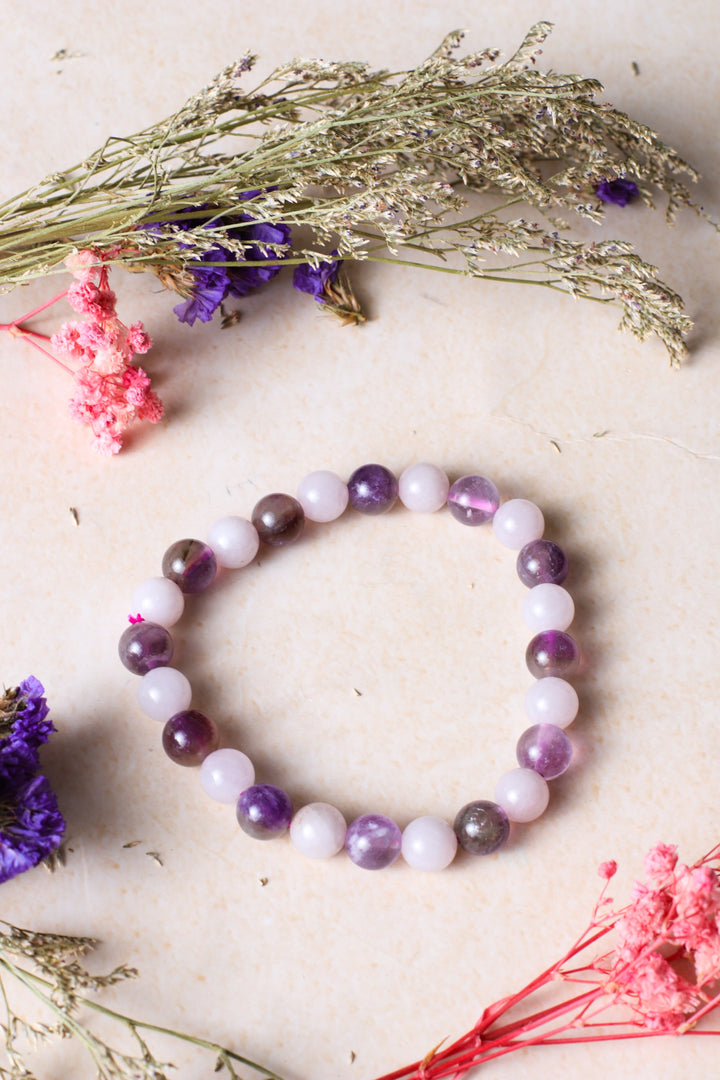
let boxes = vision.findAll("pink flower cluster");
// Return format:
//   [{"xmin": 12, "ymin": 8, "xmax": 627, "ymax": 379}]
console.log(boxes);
[
  {"xmin": 602, "ymin": 843, "xmax": 720, "ymax": 1031},
  {"xmin": 52, "ymin": 250, "xmax": 163, "ymax": 454}
]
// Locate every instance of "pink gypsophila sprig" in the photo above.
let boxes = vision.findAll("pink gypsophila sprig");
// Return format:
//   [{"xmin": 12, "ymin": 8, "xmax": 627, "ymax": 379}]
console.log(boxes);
[
  {"xmin": 51, "ymin": 249, "xmax": 162, "ymax": 454},
  {"xmin": 371, "ymin": 841, "xmax": 720, "ymax": 1080}
]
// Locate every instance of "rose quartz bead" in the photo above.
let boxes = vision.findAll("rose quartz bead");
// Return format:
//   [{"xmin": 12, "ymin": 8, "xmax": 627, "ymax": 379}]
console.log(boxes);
[
  {"xmin": 290, "ymin": 802, "xmax": 347, "ymax": 859},
  {"xmin": 200, "ymin": 748, "xmax": 255, "ymax": 803},
  {"xmin": 398, "ymin": 463, "xmax": 450, "ymax": 513},
  {"xmin": 131, "ymin": 577, "xmax": 185, "ymax": 628},
  {"xmin": 522, "ymin": 583, "xmax": 575, "ymax": 632},
  {"xmin": 401, "ymin": 816, "xmax": 458, "ymax": 871},
  {"xmin": 296, "ymin": 471, "xmax": 349, "ymax": 523},
  {"xmin": 524, "ymin": 677, "xmax": 579, "ymax": 729},
  {"xmin": 495, "ymin": 768, "xmax": 549, "ymax": 822},
  {"xmin": 492, "ymin": 499, "xmax": 545, "ymax": 550},
  {"xmin": 207, "ymin": 516, "xmax": 259, "ymax": 569},
  {"xmin": 137, "ymin": 666, "xmax": 192, "ymax": 722}
]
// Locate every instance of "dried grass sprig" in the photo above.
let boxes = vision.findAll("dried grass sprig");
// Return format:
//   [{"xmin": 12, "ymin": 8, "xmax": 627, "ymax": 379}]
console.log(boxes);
[{"xmin": 0, "ymin": 25, "xmax": 710, "ymax": 364}]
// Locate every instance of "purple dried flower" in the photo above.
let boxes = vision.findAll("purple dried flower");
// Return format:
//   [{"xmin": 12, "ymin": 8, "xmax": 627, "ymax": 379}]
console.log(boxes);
[
  {"xmin": 0, "ymin": 677, "xmax": 64, "ymax": 882},
  {"xmin": 293, "ymin": 252, "xmax": 342, "ymax": 301},
  {"xmin": 147, "ymin": 198, "xmax": 291, "ymax": 326},
  {"xmin": 173, "ymin": 257, "xmax": 230, "ymax": 325},
  {"xmin": 0, "ymin": 775, "xmax": 65, "ymax": 884},
  {"xmin": 0, "ymin": 676, "xmax": 54, "ymax": 790},
  {"xmin": 596, "ymin": 178, "xmax": 640, "ymax": 206}
]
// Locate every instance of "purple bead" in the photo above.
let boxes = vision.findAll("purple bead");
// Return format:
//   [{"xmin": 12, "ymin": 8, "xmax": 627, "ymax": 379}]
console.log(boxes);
[
  {"xmin": 516, "ymin": 723, "xmax": 573, "ymax": 779},
  {"xmin": 162, "ymin": 709, "xmax": 219, "ymax": 766},
  {"xmin": 526, "ymin": 630, "xmax": 580, "ymax": 679},
  {"xmin": 447, "ymin": 475, "xmax": 499, "ymax": 525},
  {"xmin": 251, "ymin": 493, "xmax": 305, "ymax": 546},
  {"xmin": 345, "ymin": 813, "xmax": 402, "ymax": 869},
  {"xmin": 517, "ymin": 539, "xmax": 568, "ymax": 588},
  {"xmin": 162, "ymin": 539, "xmax": 217, "ymax": 593},
  {"xmin": 347, "ymin": 465, "xmax": 398, "ymax": 515},
  {"xmin": 236, "ymin": 784, "xmax": 294, "ymax": 839},
  {"xmin": 118, "ymin": 621, "xmax": 173, "ymax": 675},
  {"xmin": 453, "ymin": 800, "xmax": 510, "ymax": 855}
]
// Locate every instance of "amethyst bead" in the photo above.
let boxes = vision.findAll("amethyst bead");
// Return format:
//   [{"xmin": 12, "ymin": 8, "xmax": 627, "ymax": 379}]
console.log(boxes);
[
  {"xmin": 516, "ymin": 723, "xmax": 573, "ymax": 780},
  {"xmin": 119, "ymin": 621, "xmax": 173, "ymax": 675},
  {"xmin": 517, "ymin": 539, "xmax": 568, "ymax": 588},
  {"xmin": 345, "ymin": 813, "xmax": 402, "ymax": 869},
  {"xmin": 453, "ymin": 800, "xmax": 510, "ymax": 855},
  {"xmin": 251, "ymin": 493, "xmax": 305, "ymax": 546},
  {"xmin": 526, "ymin": 630, "xmax": 580, "ymax": 679},
  {"xmin": 162, "ymin": 539, "xmax": 217, "ymax": 593},
  {"xmin": 162, "ymin": 709, "xmax": 219, "ymax": 766},
  {"xmin": 447, "ymin": 475, "xmax": 499, "ymax": 525},
  {"xmin": 347, "ymin": 464, "xmax": 398, "ymax": 515},
  {"xmin": 236, "ymin": 783, "xmax": 294, "ymax": 839}
]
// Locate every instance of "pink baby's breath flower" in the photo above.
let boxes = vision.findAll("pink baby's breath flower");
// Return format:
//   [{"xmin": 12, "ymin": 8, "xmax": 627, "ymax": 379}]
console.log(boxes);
[
  {"xmin": 67, "ymin": 281, "xmax": 117, "ymax": 320},
  {"xmin": 644, "ymin": 843, "xmax": 678, "ymax": 884},
  {"xmin": 50, "ymin": 322, "xmax": 85, "ymax": 361},
  {"xmin": 622, "ymin": 952, "xmax": 701, "ymax": 1032},
  {"xmin": 375, "ymin": 841, "xmax": 720, "ymax": 1080},
  {"xmin": 599, "ymin": 860, "xmax": 617, "ymax": 880},
  {"xmin": 64, "ymin": 248, "xmax": 103, "ymax": 282},
  {"xmin": 126, "ymin": 321, "xmax": 153, "ymax": 354}
]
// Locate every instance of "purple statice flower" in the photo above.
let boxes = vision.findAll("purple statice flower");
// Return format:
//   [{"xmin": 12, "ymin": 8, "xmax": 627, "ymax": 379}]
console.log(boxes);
[
  {"xmin": 0, "ymin": 676, "xmax": 54, "ymax": 789},
  {"xmin": 0, "ymin": 775, "xmax": 65, "ymax": 884},
  {"xmin": 146, "ymin": 197, "xmax": 291, "ymax": 326},
  {"xmin": 173, "ymin": 256, "xmax": 230, "ymax": 325},
  {"xmin": 0, "ymin": 677, "xmax": 65, "ymax": 882},
  {"xmin": 293, "ymin": 252, "xmax": 342, "ymax": 301},
  {"xmin": 224, "ymin": 218, "xmax": 292, "ymax": 299},
  {"xmin": 596, "ymin": 178, "xmax": 640, "ymax": 206}
]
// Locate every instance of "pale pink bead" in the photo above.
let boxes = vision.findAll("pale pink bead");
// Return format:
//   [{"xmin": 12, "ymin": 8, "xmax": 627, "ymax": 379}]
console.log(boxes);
[
  {"xmin": 401, "ymin": 816, "xmax": 458, "ymax": 871},
  {"xmin": 290, "ymin": 802, "xmax": 347, "ymax": 858},
  {"xmin": 207, "ymin": 516, "xmax": 259, "ymax": 569},
  {"xmin": 131, "ymin": 577, "xmax": 184, "ymax": 627},
  {"xmin": 296, "ymin": 471, "xmax": 349, "ymax": 523},
  {"xmin": 200, "ymin": 748, "xmax": 255, "ymax": 803},
  {"xmin": 398, "ymin": 463, "xmax": 450, "ymax": 513},
  {"xmin": 137, "ymin": 666, "xmax": 192, "ymax": 722},
  {"xmin": 492, "ymin": 499, "xmax": 545, "ymax": 550},
  {"xmin": 495, "ymin": 768, "xmax": 549, "ymax": 822},
  {"xmin": 524, "ymin": 677, "xmax": 579, "ymax": 729},
  {"xmin": 522, "ymin": 583, "xmax": 575, "ymax": 632}
]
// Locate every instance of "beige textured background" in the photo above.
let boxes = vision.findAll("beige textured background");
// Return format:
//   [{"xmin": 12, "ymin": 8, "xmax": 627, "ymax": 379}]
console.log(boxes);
[{"xmin": 1, "ymin": 1, "xmax": 719, "ymax": 1077}]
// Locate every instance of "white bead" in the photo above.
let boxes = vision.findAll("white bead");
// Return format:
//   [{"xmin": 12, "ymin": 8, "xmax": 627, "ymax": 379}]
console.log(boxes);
[
  {"xmin": 522, "ymin": 583, "xmax": 575, "ymax": 632},
  {"xmin": 131, "ymin": 577, "xmax": 184, "ymax": 627},
  {"xmin": 401, "ymin": 816, "xmax": 458, "ymax": 871},
  {"xmin": 137, "ymin": 667, "xmax": 192, "ymax": 722},
  {"xmin": 398, "ymin": 463, "xmax": 450, "ymax": 513},
  {"xmin": 200, "ymin": 748, "xmax": 255, "ymax": 803},
  {"xmin": 207, "ymin": 516, "xmax": 259, "ymax": 569},
  {"xmin": 492, "ymin": 499, "xmax": 545, "ymax": 550},
  {"xmin": 525, "ymin": 677, "xmax": 579, "ymax": 729},
  {"xmin": 296, "ymin": 471, "xmax": 349, "ymax": 523},
  {"xmin": 290, "ymin": 802, "xmax": 347, "ymax": 859},
  {"xmin": 495, "ymin": 768, "xmax": 549, "ymax": 822}
]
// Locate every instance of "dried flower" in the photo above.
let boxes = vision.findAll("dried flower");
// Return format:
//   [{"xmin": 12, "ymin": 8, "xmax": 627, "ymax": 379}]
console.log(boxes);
[
  {"xmin": 0, "ymin": 678, "xmax": 65, "ymax": 883},
  {"xmin": 597, "ymin": 177, "xmax": 640, "ymax": 205},
  {"xmin": 0, "ymin": 24, "xmax": 712, "ymax": 364},
  {"xmin": 293, "ymin": 253, "xmax": 342, "ymax": 300},
  {"xmin": 371, "ymin": 841, "xmax": 720, "ymax": 1080}
]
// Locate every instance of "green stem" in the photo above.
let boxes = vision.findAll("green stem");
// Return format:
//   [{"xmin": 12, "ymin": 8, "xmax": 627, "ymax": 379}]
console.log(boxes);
[{"xmin": 0, "ymin": 957, "xmax": 287, "ymax": 1080}]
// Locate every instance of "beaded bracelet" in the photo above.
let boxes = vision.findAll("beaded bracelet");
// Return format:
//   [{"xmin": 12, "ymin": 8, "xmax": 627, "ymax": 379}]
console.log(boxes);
[{"xmin": 119, "ymin": 463, "xmax": 581, "ymax": 872}]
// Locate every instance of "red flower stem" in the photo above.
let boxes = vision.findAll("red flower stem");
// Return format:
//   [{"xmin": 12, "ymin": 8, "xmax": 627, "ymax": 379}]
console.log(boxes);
[
  {"xmin": 372, "ymin": 987, "xmax": 605, "ymax": 1080},
  {"xmin": 0, "ymin": 288, "xmax": 69, "ymax": 328},
  {"xmin": 682, "ymin": 989, "xmax": 720, "ymax": 1029},
  {"xmin": 9, "ymin": 330, "xmax": 74, "ymax": 374}
]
